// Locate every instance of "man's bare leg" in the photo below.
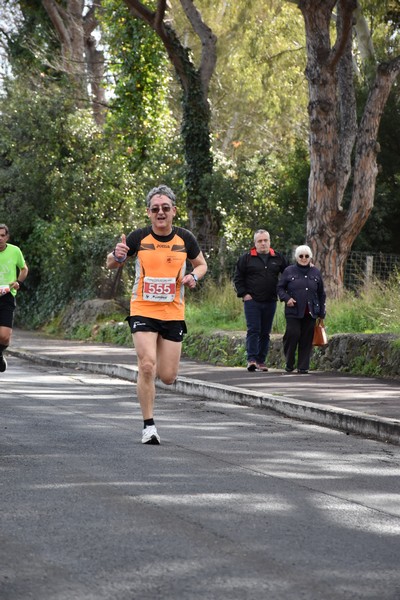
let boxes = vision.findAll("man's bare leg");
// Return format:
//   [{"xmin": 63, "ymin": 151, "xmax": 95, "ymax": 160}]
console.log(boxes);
[
  {"xmin": 0, "ymin": 325, "xmax": 12, "ymax": 349},
  {"xmin": 132, "ymin": 331, "xmax": 158, "ymax": 419},
  {"xmin": 156, "ymin": 336, "xmax": 182, "ymax": 385}
]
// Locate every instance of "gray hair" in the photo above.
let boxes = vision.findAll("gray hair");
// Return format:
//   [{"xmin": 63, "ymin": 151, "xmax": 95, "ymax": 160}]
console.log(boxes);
[
  {"xmin": 146, "ymin": 185, "xmax": 176, "ymax": 207},
  {"xmin": 0, "ymin": 224, "xmax": 9, "ymax": 234},
  {"xmin": 295, "ymin": 244, "xmax": 313, "ymax": 260},
  {"xmin": 253, "ymin": 229, "xmax": 270, "ymax": 244}
]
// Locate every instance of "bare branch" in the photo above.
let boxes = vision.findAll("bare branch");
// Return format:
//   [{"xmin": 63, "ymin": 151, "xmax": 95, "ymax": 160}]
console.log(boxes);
[
  {"xmin": 329, "ymin": 0, "xmax": 356, "ymax": 71},
  {"xmin": 83, "ymin": 3, "xmax": 99, "ymax": 37},
  {"xmin": 122, "ymin": 0, "xmax": 155, "ymax": 26},
  {"xmin": 353, "ymin": 0, "xmax": 375, "ymax": 67},
  {"xmin": 42, "ymin": 0, "xmax": 72, "ymax": 56},
  {"xmin": 179, "ymin": 0, "xmax": 217, "ymax": 91},
  {"xmin": 335, "ymin": 0, "xmax": 358, "ymax": 208},
  {"xmin": 122, "ymin": 0, "xmax": 194, "ymax": 93},
  {"xmin": 155, "ymin": 0, "xmax": 167, "ymax": 31}
]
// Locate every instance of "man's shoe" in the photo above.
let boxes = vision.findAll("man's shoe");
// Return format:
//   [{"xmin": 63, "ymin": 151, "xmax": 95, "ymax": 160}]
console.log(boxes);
[
  {"xmin": 285, "ymin": 366, "xmax": 294, "ymax": 373},
  {"xmin": 297, "ymin": 369, "xmax": 309, "ymax": 374},
  {"xmin": 141, "ymin": 425, "xmax": 161, "ymax": 445},
  {"xmin": 247, "ymin": 361, "xmax": 257, "ymax": 372},
  {"xmin": 0, "ymin": 355, "xmax": 7, "ymax": 373},
  {"xmin": 256, "ymin": 363, "xmax": 268, "ymax": 372}
]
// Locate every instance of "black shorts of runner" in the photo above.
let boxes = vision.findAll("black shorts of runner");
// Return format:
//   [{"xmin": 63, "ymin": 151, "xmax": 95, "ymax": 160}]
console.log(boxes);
[
  {"xmin": 126, "ymin": 315, "xmax": 187, "ymax": 342},
  {"xmin": 0, "ymin": 292, "xmax": 16, "ymax": 328}
]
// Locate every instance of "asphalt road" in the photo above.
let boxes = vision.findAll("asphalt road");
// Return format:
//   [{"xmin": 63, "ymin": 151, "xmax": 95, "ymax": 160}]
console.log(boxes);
[
  {"xmin": 1, "ymin": 358, "xmax": 400, "ymax": 600},
  {"xmin": 9, "ymin": 328, "xmax": 400, "ymax": 445}
]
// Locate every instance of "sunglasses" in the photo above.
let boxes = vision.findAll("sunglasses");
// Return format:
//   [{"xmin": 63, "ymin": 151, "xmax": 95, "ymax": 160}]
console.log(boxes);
[
  {"xmin": 299, "ymin": 254, "xmax": 310, "ymax": 259},
  {"xmin": 149, "ymin": 205, "xmax": 173, "ymax": 213}
]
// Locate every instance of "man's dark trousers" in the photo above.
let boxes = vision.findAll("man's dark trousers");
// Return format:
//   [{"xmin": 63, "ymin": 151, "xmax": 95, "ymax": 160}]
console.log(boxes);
[{"xmin": 244, "ymin": 299, "xmax": 277, "ymax": 364}]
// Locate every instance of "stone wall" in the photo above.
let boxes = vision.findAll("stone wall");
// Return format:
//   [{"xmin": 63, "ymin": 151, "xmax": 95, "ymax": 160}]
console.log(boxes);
[
  {"xmin": 60, "ymin": 299, "xmax": 128, "ymax": 332},
  {"xmin": 311, "ymin": 332, "xmax": 400, "ymax": 379},
  {"xmin": 190, "ymin": 330, "xmax": 400, "ymax": 380}
]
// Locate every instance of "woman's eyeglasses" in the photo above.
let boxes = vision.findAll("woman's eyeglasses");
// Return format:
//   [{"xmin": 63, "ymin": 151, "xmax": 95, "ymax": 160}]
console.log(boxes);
[
  {"xmin": 299, "ymin": 254, "xmax": 310, "ymax": 259},
  {"xmin": 149, "ymin": 205, "xmax": 173, "ymax": 213}
]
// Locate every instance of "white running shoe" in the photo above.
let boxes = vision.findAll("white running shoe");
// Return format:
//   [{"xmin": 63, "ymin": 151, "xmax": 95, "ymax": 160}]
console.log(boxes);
[{"xmin": 141, "ymin": 425, "xmax": 161, "ymax": 445}]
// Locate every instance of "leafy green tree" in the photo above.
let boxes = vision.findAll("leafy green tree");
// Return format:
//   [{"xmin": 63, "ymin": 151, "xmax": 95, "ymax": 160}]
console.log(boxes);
[
  {"xmin": 120, "ymin": 0, "xmax": 221, "ymax": 251},
  {"xmin": 350, "ymin": 2, "xmax": 400, "ymax": 253},
  {"xmin": 40, "ymin": 0, "xmax": 106, "ymax": 123},
  {"xmin": 100, "ymin": 1, "xmax": 179, "ymax": 173},
  {"xmin": 289, "ymin": 0, "xmax": 400, "ymax": 297},
  {"xmin": 352, "ymin": 88, "xmax": 400, "ymax": 253},
  {"xmin": 205, "ymin": 141, "xmax": 309, "ymax": 280},
  {"xmin": 1, "ymin": 0, "xmax": 54, "ymax": 77},
  {"xmin": 190, "ymin": 0, "xmax": 309, "ymax": 160},
  {"xmin": 0, "ymin": 74, "xmax": 137, "ymax": 323},
  {"xmin": 4, "ymin": 0, "xmax": 106, "ymax": 123}
]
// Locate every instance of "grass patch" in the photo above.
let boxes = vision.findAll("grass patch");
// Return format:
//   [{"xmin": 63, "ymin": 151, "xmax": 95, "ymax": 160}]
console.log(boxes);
[
  {"xmin": 326, "ymin": 274, "xmax": 400, "ymax": 334},
  {"xmin": 93, "ymin": 322, "xmax": 132, "ymax": 346},
  {"xmin": 186, "ymin": 278, "xmax": 286, "ymax": 334},
  {"xmin": 186, "ymin": 278, "xmax": 245, "ymax": 332},
  {"xmin": 183, "ymin": 331, "xmax": 247, "ymax": 366},
  {"xmin": 186, "ymin": 274, "xmax": 400, "ymax": 336}
]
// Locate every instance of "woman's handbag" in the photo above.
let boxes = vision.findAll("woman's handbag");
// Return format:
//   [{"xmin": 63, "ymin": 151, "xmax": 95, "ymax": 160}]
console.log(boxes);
[{"xmin": 313, "ymin": 318, "xmax": 328, "ymax": 346}]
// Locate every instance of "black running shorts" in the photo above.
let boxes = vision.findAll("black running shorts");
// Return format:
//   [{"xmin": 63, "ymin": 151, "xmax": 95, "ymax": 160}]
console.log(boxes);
[
  {"xmin": 126, "ymin": 315, "xmax": 187, "ymax": 342},
  {"xmin": 0, "ymin": 293, "xmax": 16, "ymax": 328}
]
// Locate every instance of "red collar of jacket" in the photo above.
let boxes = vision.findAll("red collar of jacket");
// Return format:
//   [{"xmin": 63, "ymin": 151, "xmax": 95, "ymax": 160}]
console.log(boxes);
[{"xmin": 250, "ymin": 247, "xmax": 276, "ymax": 256}]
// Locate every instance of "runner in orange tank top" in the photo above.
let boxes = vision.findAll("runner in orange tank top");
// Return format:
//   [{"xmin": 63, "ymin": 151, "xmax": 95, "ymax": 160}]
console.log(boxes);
[{"xmin": 107, "ymin": 185, "xmax": 207, "ymax": 445}]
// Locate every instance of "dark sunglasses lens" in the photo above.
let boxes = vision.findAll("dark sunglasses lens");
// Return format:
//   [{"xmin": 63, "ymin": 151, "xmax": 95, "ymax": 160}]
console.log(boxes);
[
  {"xmin": 150, "ymin": 205, "xmax": 172, "ymax": 213},
  {"xmin": 299, "ymin": 254, "xmax": 309, "ymax": 258}
]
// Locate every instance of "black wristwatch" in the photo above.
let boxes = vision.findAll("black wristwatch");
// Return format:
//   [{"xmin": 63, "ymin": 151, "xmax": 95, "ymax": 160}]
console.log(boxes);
[{"xmin": 191, "ymin": 273, "xmax": 198, "ymax": 282}]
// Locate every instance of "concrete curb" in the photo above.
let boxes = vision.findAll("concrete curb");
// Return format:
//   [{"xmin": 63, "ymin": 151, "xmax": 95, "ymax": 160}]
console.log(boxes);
[{"xmin": 9, "ymin": 349, "xmax": 400, "ymax": 446}]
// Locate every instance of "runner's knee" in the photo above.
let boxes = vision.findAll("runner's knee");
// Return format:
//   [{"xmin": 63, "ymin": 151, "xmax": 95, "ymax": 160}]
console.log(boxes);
[
  {"xmin": 139, "ymin": 357, "xmax": 156, "ymax": 379},
  {"xmin": 0, "ymin": 332, "xmax": 11, "ymax": 346},
  {"xmin": 159, "ymin": 373, "xmax": 177, "ymax": 386},
  {"xmin": 157, "ymin": 362, "xmax": 178, "ymax": 385}
]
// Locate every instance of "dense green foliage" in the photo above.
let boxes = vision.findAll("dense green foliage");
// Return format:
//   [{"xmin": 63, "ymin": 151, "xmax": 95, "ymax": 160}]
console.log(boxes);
[
  {"xmin": 0, "ymin": 75, "xmax": 137, "ymax": 325},
  {"xmin": 172, "ymin": 0, "xmax": 308, "ymax": 158},
  {"xmin": 100, "ymin": 1, "xmax": 178, "ymax": 172}
]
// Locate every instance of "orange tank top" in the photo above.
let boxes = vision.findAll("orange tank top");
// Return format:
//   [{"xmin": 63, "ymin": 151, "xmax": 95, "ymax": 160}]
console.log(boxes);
[{"xmin": 126, "ymin": 226, "xmax": 200, "ymax": 320}]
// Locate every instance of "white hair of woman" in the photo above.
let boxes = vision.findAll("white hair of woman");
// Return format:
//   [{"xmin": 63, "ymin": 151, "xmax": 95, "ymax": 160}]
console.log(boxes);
[{"xmin": 295, "ymin": 245, "xmax": 313, "ymax": 260}]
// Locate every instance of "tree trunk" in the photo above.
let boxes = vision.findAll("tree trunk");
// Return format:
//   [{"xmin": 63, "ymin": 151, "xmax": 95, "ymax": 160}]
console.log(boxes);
[
  {"xmin": 299, "ymin": 0, "xmax": 400, "ymax": 297},
  {"xmin": 123, "ymin": 0, "xmax": 221, "ymax": 252},
  {"xmin": 41, "ymin": 0, "xmax": 106, "ymax": 124},
  {"xmin": 83, "ymin": 2, "xmax": 107, "ymax": 126}
]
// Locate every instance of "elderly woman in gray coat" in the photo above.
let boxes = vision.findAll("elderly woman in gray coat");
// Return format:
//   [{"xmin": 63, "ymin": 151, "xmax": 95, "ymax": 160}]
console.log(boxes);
[{"xmin": 277, "ymin": 245, "xmax": 326, "ymax": 374}]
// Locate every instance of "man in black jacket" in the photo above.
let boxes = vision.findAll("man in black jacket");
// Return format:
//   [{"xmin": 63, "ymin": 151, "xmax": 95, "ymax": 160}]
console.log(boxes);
[{"xmin": 233, "ymin": 229, "xmax": 287, "ymax": 371}]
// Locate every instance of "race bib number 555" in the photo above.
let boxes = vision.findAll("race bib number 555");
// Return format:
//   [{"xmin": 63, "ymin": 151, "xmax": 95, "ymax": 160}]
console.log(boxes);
[{"xmin": 143, "ymin": 277, "xmax": 176, "ymax": 302}]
